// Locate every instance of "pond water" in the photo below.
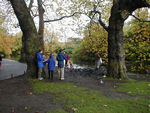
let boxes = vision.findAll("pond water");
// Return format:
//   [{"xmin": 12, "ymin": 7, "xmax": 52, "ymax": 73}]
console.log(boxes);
[{"xmin": 0, "ymin": 59, "xmax": 27, "ymax": 80}]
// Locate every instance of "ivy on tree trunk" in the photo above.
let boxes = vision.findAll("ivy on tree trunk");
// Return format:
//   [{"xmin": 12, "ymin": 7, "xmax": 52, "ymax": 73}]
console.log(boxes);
[{"xmin": 10, "ymin": 0, "xmax": 42, "ymax": 77}]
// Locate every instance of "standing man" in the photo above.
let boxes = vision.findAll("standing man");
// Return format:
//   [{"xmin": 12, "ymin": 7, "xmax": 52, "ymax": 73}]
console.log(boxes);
[
  {"xmin": 37, "ymin": 49, "xmax": 44, "ymax": 80},
  {"xmin": 57, "ymin": 49, "xmax": 66, "ymax": 80}
]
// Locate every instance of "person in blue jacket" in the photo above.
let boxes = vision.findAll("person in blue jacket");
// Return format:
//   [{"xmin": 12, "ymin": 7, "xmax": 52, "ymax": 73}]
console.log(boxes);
[
  {"xmin": 56, "ymin": 49, "xmax": 66, "ymax": 80},
  {"xmin": 37, "ymin": 49, "xmax": 44, "ymax": 80},
  {"xmin": 44, "ymin": 54, "xmax": 55, "ymax": 80}
]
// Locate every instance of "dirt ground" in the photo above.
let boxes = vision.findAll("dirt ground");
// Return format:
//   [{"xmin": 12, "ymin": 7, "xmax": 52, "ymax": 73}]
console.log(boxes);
[{"xmin": 0, "ymin": 68, "xmax": 149, "ymax": 113}]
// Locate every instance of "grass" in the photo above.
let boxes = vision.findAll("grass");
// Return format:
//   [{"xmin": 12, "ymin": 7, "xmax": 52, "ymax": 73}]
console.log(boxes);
[
  {"xmin": 30, "ymin": 79, "xmax": 150, "ymax": 113},
  {"xmin": 117, "ymin": 81, "xmax": 150, "ymax": 96}
]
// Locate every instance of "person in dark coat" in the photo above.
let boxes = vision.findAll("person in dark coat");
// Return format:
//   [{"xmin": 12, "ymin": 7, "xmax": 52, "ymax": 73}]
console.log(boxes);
[
  {"xmin": 44, "ymin": 54, "xmax": 55, "ymax": 80},
  {"xmin": 56, "ymin": 49, "xmax": 66, "ymax": 80},
  {"xmin": 37, "ymin": 50, "xmax": 44, "ymax": 80}
]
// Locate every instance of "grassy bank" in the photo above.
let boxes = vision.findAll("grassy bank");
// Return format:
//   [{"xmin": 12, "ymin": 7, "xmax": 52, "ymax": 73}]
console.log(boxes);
[{"xmin": 29, "ymin": 79, "xmax": 150, "ymax": 113}]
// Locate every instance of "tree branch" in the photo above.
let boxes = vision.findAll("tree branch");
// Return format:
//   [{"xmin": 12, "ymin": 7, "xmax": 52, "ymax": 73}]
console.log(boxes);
[
  {"xmin": 44, "ymin": 12, "xmax": 81, "ymax": 23},
  {"xmin": 28, "ymin": 0, "xmax": 34, "ymax": 11},
  {"xmin": 89, "ymin": 6, "xmax": 109, "ymax": 32},
  {"xmin": 30, "ymin": 10, "xmax": 39, "ymax": 18},
  {"xmin": 130, "ymin": 14, "xmax": 150, "ymax": 22}
]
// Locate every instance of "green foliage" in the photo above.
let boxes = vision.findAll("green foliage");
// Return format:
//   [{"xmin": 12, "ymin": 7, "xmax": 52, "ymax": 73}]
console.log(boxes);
[
  {"xmin": 30, "ymin": 79, "xmax": 150, "ymax": 113},
  {"xmin": 124, "ymin": 19, "xmax": 150, "ymax": 73},
  {"xmin": 11, "ymin": 32, "xmax": 22, "ymax": 58},
  {"xmin": 146, "ymin": 0, "xmax": 150, "ymax": 4},
  {"xmin": 73, "ymin": 23, "xmax": 108, "ymax": 65}
]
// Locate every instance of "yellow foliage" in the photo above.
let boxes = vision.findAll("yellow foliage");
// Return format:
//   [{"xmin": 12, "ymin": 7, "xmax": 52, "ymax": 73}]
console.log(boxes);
[
  {"xmin": 124, "ymin": 17, "xmax": 150, "ymax": 72},
  {"xmin": 74, "ymin": 22, "xmax": 108, "ymax": 64},
  {"xmin": 0, "ymin": 29, "xmax": 18, "ymax": 55}
]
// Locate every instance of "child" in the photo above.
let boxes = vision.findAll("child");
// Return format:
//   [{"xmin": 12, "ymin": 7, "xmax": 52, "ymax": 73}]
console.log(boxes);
[
  {"xmin": 44, "ymin": 54, "xmax": 55, "ymax": 80},
  {"xmin": 69, "ymin": 58, "xmax": 73, "ymax": 68}
]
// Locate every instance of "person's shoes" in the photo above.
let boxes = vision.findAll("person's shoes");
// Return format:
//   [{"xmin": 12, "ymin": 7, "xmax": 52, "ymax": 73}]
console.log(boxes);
[
  {"xmin": 38, "ymin": 77, "xmax": 43, "ymax": 80},
  {"xmin": 99, "ymin": 80, "xmax": 104, "ymax": 84},
  {"xmin": 61, "ymin": 78, "xmax": 64, "ymax": 80},
  {"xmin": 103, "ymin": 75, "xmax": 106, "ymax": 78}
]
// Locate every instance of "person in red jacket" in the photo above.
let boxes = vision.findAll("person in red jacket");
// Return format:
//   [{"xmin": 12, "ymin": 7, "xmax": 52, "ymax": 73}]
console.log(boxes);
[{"xmin": 65, "ymin": 52, "xmax": 69, "ymax": 67}]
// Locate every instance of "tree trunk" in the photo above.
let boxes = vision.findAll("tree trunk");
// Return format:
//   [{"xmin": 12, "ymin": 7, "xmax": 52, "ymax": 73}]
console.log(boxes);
[
  {"xmin": 19, "ymin": 36, "xmax": 26, "ymax": 62},
  {"xmin": 37, "ymin": 0, "xmax": 45, "ymax": 52},
  {"xmin": 107, "ymin": 0, "xmax": 149, "ymax": 79},
  {"xmin": 10, "ymin": 0, "xmax": 41, "ymax": 77},
  {"xmin": 107, "ymin": 3, "xmax": 128, "ymax": 79}
]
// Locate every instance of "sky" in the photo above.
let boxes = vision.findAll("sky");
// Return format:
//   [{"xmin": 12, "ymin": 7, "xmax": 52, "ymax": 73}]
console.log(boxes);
[
  {"xmin": 0, "ymin": 0, "xmax": 149, "ymax": 42},
  {"xmin": 0, "ymin": 0, "xmax": 90, "ymax": 42}
]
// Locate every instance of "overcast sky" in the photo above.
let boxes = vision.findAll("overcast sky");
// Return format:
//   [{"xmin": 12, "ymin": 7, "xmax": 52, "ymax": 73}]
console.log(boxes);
[
  {"xmin": 1, "ymin": 0, "xmax": 149, "ymax": 42},
  {"xmin": 0, "ymin": 0, "xmax": 91, "ymax": 42}
]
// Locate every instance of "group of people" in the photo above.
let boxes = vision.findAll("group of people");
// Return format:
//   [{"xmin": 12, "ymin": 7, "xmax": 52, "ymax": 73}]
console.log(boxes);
[{"xmin": 37, "ymin": 49, "xmax": 72, "ymax": 81}]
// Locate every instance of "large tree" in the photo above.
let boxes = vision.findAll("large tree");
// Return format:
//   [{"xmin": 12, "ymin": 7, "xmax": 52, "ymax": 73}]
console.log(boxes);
[
  {"xmin": 107, "ymin": 0, "xmax": 149, "ymax": 79},
  {"xmin": 9, "ymin": 0, "xmax": 41, "ymax": 77},
  {"xmin": 90, "ymin": 0, "xmax": 149, "ymax": 79}
]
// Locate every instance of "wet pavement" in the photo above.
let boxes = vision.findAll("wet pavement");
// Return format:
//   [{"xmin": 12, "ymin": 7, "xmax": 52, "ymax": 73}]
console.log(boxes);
[{"xmin": 0, "ymin": 59, "xmax": 27, "ymax": 80}]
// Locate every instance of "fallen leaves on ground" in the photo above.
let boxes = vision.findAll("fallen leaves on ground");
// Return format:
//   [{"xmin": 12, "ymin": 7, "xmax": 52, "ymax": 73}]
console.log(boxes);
[
  {"xmin": 24, "ymin": 106, "xmax": 28, "ymax": 110},
  {"xmin": 26, "ymin": 92, "xmax": 33, "ymax": 95},
  {"xmin": 63, "ymin": 107, "xmax": 67, "ymax": 110},
  {"xmin": 80, "ymin": 99, "xmax": 85, "ymax": 103},
  {"xmin": 72, "ymin": 107, "xmax": 77, "ymax": 111},
  {"xmin": 98, "ymin": 100, "xmax": 102, "ymax": 103},
  {"xmin": 92, "ymin": 97, "xmax": 96, "ymax": 100},
  {"xmin": 103, "ymin": 104, "xmax": 108, "ymax": 107}
]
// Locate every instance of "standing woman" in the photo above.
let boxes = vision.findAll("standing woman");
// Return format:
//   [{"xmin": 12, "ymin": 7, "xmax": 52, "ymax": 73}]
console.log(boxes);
[
  {"xmin": 37, "ymin": 50, "xmax": 44, "ymax": 80},
  {"xmin": 95, "ymin": 52, "xmax": 102, "ymax": 70},
  {"xmin": 44, "ymin": 54, "xmax": 55, "ymax": 80}
]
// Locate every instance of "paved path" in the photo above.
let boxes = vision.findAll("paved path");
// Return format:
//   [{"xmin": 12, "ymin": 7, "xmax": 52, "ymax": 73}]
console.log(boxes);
[{"xmin": 0, "ymin": 59, "xmax": 27, "ymax": 80}]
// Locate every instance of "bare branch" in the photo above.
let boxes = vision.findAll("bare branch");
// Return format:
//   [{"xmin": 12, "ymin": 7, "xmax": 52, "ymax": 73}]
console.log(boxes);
[
  {"xmin": 30, "ymin": 10, "xmax": 39, "ymax": 18},
  {"xmin": 130, "ymin": 14, "xmax": 150, "ymax": 22},
  {"xmin": 44, "ymin": 12, "xmax": 81, "ymax": 23},
  {"xmin": 89, "ymin": 6, "xmax": 109, "ymax": 32}
]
